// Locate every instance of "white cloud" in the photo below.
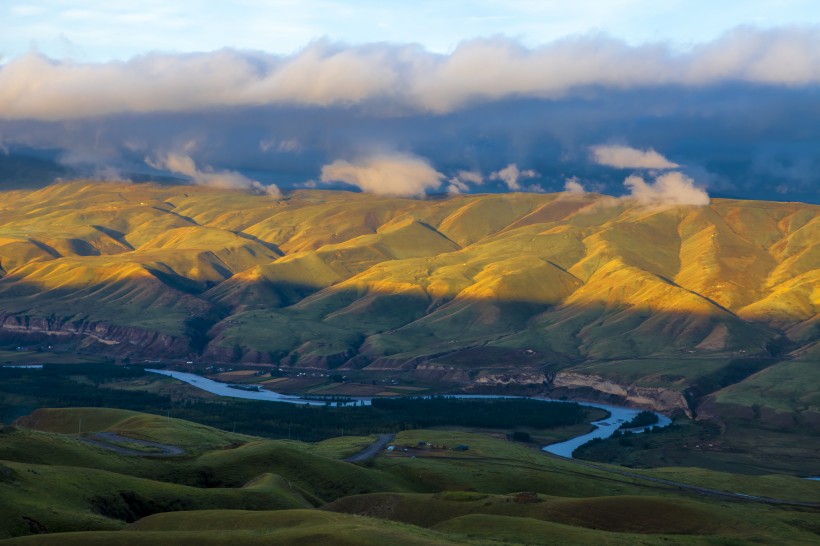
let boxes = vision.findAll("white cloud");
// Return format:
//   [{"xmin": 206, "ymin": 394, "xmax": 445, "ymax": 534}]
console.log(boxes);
[
  {"xmin": 4, "ymin": 27, "xmax": 820, "ymax": 120},
  {"xmin": 147, "ymin": 152, "xmax": 281, "ymax": 197},
  {"xmin": 446, "ymin": 169, "xmax": 484, "ymax": 194},
  {"xmin": 320, "ymin": 152, "xmax": 444, "ymax": 197},
  {"xmin": 590, "ymin": 145, "xmax": 679, "ymax": 169},
  {"xmin": 90, "ymin": 165, "xmax": 129, "ymax": 182},
  {"xmin": 623, "ymin": 171, "xmax": 709, "ymax": 206},
  {"xmin": 490, "ymin": 164, "xmax": 538, "ymax": 191},
  {"xmin": 563, "ymin": 177, "xmax": 586, "ymax": 193}
]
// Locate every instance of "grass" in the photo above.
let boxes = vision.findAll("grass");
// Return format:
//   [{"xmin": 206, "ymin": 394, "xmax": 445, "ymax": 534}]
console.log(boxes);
[
  {"xmin": 571, "ymin": 357, "xmax": 740, "ymax": 390},
  {"xmin": 4, "ymin": 418, "xmax": 410, "ymax": 501},
  {"xmin": 16, "ymin": 408, "xmax": 251, "ymax": 451},
  {"xmin": 325, "ymin": 491, "xmax": 820, "ymax": 544},
  {"xmin": 2, "ymin": 182, "xmax": 815, "ymax": 374},
  {"xmin": 2, "ymin": 408, "xmax": 820, "ymax": 544},
  {"xmin": 0, "ymin": 510, "xmax": 464, "ymax": 545},
  {"xmin": 715, "ymin": 359, "xmax": 820, "ymax": 412},
  {"xmin": 2, "ymin": 184, "xmax": 818, "ymax": 488},
  {"xmin": 184, "ymin": 440, "xmax": 415, "ymax": 501},
  {"xmin": 433, "ymin": 514, "xmax": 729, "ymax": 546},
  {"xmin": 0, "ymin": 460, "xmax": 309, "ymax": 539},
  {"xmin": 326, "ymin": 492, "xmax": 732, "ymax": 532},
  {"xmin": 637, "ymin": 467, "xmax": 820, "ymax": 503},
  {"xmin": 0, "ymin": 351, "xmax": 108, "ymax": 366},
  {"xmin": 375, "ymin": 430, "xmax": 670, "ymax": 498},
  {"xmin": 304, "ymin": 434, "xmax": 380, "ymax": 459},
  {"xmin": 575, "ymin": 413, "xmax": 820, "ymax": 476}
]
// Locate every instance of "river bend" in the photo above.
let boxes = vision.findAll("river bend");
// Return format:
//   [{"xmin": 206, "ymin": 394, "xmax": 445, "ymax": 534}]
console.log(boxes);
[{"xmin": 146, "ymin": 368, "xmax": 671, "ymax": 458}]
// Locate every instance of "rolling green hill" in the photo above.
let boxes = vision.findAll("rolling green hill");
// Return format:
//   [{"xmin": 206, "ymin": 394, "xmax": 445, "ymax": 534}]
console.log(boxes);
[{"xmin": 1, "ymin": 409, "xmax": 818, "ymax": 544}]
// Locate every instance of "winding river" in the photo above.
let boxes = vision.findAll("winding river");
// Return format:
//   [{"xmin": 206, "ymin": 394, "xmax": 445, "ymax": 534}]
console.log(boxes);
[{"xmin": 146, "ymin": 368, "xmax": 671, "ymax": 458}]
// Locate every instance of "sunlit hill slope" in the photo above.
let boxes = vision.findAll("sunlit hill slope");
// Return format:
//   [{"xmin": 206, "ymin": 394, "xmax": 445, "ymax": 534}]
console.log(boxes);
[{"xmin": 0, "ymin": 181, "xmax": 816, "ymax": 399}]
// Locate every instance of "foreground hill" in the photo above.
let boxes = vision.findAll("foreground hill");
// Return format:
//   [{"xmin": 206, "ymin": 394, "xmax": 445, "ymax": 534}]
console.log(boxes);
[
  {"xmin": 0, "ymin": 408, "xmax": 817, "ymax": 544},
  {"xmin": 0, "ymin": 181, "xmax": 817, "ymax": 413}
]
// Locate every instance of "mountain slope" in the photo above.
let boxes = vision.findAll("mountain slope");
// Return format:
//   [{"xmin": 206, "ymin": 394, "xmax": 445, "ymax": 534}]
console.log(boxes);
[{"xmin": 0, "ymin": 181, "xmax": 816, "ymax": 405}]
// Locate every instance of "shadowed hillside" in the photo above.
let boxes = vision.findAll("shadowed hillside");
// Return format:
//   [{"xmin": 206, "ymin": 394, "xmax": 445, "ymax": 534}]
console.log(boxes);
[
  {"xmin": 0, "ymin": 181, "xmax": 817, "ymax": 415},
  {"xmin": 1, "ymin": 408, "xmax": 818, "ymax": 544}
]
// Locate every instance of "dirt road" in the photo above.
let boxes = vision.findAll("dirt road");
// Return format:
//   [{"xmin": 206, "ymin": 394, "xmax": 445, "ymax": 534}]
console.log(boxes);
[{"xmin": 345, "ymin": 434, "xmax": 394, "ymax": 463}]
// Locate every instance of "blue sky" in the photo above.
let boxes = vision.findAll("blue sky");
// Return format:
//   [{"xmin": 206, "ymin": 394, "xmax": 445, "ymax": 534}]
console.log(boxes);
[
  {"xmin": 3, "ymin": 0, "xmax": 820, "ymax": 61},
  {"xmin": 1, "ymin": 2, "xmax": 820, "ymax": 203}
]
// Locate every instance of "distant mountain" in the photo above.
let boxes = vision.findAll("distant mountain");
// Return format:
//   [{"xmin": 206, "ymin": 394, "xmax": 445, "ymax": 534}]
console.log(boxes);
[
  {"xmin": 0, "ymin": 181, "xmax": 817, "ymax": 413},
  {"xmin": 0, "ymin": 153, "xmax": 69, "ymax": 190}
]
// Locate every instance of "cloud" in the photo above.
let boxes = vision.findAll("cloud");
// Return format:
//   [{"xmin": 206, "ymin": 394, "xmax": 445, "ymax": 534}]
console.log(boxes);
[
  {"xmin": 446, "ymin": 169, "xmax": 483, "ymax": 194},
  {"xmin": 90, "ymin": 166, "xmax": 130, "ymax": 182},
  {"xmin": 260, "ymin": 138, "xmax": 302, "ymax": 153},
  {"xmin": 490, "ymin": 164, "xmax": 539, "ymax": 191},
  {"xmin": 563, "ymin": 177, "xmax": 586, "ymax": 194},
  {"xmin": 591, "ymin": 145, "xmax": 679, "ymax": 169},
  {"xmin": 147, "ymin": 152, "xmax": 281, "ymax": 197},
  {"xmin": 320, "ymin": 153, "xmax": 444, "ymax": 196},
  {"xmin": 4, "ymin": 27, "xmax": 820, "ymax": 120},
  {"xmin": 1, "ymin": 28, "xmax": 819, "ymax": 204},
  {"xmin": 624, "ymin": 171, "xmax": 709, "ymax": 205}
]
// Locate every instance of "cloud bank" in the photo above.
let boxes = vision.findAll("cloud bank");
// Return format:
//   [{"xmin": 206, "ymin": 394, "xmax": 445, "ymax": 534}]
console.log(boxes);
[
  {"xmin": 591, "ymin": 145, "xmax": 679, "ymax": 169},
  {"xmin": 4, "ymin": 27, "xmax": 820, "ymax": 120},
  {"xmin": 320, "ymin": 153, "xmax": 444, "ymax": 196},
  {"xmin": 1, "ymin": 27, "xmax": 819, "ymax": 203}
]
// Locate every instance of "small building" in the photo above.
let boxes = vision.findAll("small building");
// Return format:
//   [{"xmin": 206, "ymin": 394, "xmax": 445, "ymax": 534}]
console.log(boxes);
[{"xmin": 454, "ymin": 444, "xmax": 470, "ymax": 451}]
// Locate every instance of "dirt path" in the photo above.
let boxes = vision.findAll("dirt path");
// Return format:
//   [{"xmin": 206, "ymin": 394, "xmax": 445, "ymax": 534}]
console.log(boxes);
[
  {"xmin": 345, "ymin": 434, "xmax": 394, "ymax": 463},
  {"xmin": 81, "ymin": 432, "xmax": 185, "ymax": 457}
]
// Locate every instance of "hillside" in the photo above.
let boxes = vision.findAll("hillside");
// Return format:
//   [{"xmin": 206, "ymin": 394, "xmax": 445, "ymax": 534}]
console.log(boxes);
[
  {"xmin": 0, "ymin": 408, "xmax": 818, "ymax": 544},
  {"xmin": 0, "ymin": 181, "xmax": 817, "ymax": 414}
]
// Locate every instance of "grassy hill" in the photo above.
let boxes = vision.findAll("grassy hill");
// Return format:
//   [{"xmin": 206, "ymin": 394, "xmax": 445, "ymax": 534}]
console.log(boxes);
[
  {"xmin": 0, "ymin": 182, "xmax": 814, "ymax": 362},
  {"xmin": 0, "ymin": 408, "xmax": 818, "ymax": 544},
  {"xmin": 0, "ymin": 180, "xmax": 817, "ymax": 448}
]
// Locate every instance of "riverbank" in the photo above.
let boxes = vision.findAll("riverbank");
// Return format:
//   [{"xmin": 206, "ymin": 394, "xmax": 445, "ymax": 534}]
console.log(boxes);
[{"xmin": 146, "ymin": 369, "xmax": 671, "ymax": 458}]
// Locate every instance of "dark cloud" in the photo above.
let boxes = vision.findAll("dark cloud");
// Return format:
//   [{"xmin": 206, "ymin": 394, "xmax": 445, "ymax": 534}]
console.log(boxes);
[{"xmin": 1, "ymin": 29, "xmax": 819, "ymax": 202}]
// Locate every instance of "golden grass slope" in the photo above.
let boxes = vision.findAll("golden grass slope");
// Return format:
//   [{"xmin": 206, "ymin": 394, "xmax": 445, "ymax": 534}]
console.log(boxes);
[{"xmin": 0, "ymin": 180, "xmax": 815, "ymax": 365}]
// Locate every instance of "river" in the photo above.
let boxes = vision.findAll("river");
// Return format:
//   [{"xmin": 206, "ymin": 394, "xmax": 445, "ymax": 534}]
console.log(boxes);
[
  {"xmin": 146, "ymin": 369, "xmax": 369, "ymax": 406},
  {"xmin": 146, "ymin": 368, "xmax": 671, "ymax": 458}
]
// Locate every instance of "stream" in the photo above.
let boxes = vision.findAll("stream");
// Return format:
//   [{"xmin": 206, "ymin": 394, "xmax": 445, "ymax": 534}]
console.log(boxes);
[{"xmin": 146, "ymin": 368, "xmax": 671, "ymax": 458}]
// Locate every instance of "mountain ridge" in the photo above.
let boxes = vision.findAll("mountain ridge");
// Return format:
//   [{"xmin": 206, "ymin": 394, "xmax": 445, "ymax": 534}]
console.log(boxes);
[{"xmin": 0, "ymin": 182, "xmax": 816, "ymax": 404}]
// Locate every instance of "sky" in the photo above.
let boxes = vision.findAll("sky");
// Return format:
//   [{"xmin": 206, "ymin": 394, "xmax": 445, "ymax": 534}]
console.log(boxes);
[{"xmin": 1, "ymin": 1, "xmax": 820, "ymax": 203}]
